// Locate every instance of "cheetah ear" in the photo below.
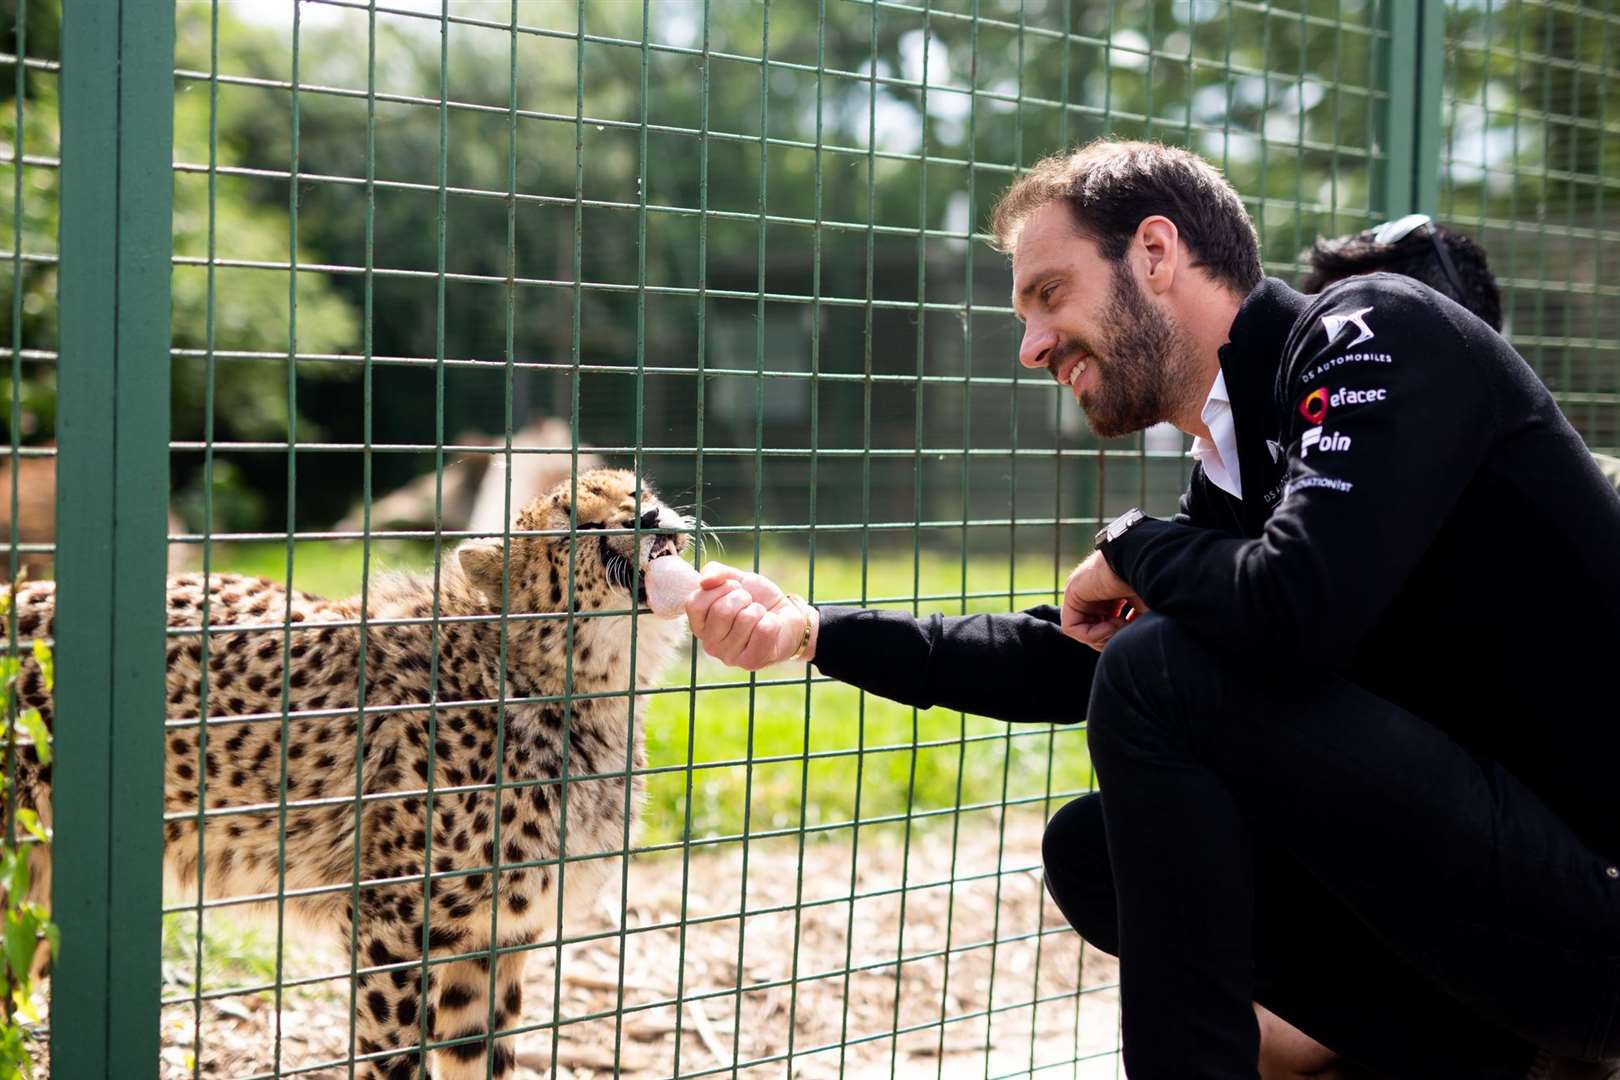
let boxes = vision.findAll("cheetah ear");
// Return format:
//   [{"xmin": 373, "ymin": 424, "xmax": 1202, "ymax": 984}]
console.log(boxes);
[{"xmin": 457, "ymin": 540, "xmax": 506, "ymax": 600}]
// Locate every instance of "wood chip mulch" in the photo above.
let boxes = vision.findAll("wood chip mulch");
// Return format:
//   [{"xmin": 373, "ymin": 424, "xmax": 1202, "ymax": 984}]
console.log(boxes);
[{"xmin": 35, "ymin": 810, "xmax": 1124, "ymax": 1079}]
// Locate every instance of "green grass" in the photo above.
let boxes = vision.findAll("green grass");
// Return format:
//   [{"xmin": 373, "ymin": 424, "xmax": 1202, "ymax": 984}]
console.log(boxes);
[
  {"xmin": 160, "ymin": 909, "xmax": 338, "ymax": 1005},
  {"xmin": 641, "ymin": 542, "xmax": 1094, "ymax": 846},
  {"xmin": 199, "ymin": 540, "xmax": 1095, "ymax": 847}
]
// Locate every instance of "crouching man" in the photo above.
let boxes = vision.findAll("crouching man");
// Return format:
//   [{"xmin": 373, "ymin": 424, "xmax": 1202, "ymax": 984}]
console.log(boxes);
[{"xmin": 682, "ymin": 139, "xmax": 1620, "ymax": 1080}]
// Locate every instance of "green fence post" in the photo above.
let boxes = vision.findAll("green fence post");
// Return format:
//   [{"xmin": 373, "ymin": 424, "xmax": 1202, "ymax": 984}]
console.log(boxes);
[
  {"xmin": 1379, "ymin": 0, "xmax": 1444, "ymax": 217},
  {"xmin": 52, "ymin": 1, "xmax": 173, "ymax": 1076},
  {"xmin": 1412, "ymin": 0, "xmax": 1444, "ymax": 215}
]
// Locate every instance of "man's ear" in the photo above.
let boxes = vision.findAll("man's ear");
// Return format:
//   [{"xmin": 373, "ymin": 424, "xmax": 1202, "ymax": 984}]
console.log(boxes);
[
  {"xmin": 1136, "ymin": 215, "xmax": 1181, "ymax": 296},
  {"xmin": 457, "ymin": 539, "xmax": 506, "ymax": 599}
]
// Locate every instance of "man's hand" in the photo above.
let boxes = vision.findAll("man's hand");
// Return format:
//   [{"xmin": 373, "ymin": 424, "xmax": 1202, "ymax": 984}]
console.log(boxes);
[
  {"xmin": 1062, "ymin": 550, "xmax": 1145, "ymax": 652},
  {"xmin": 684, "ymin": 562, "xmax": 817, "ymax": 671}
]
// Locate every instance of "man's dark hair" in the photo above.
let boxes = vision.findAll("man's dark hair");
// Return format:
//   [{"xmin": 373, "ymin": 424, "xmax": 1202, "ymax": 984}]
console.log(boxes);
[
  {"xmin": 1299, "ymin": 223, "xmax": 1503, "ymax": 331},
  {"xmin": 989, "ymin": 138, "xmax": 1263, "ymax": 296}
]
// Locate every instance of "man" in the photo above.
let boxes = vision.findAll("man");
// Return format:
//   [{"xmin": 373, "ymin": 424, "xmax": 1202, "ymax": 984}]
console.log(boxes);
[
  {"xmin": 1300, "ymin": 214, "xmax": 1620, "ymax": 495},
  {"xmin": 680, "ymin": 140, "xmax": 1620, "ymax": 1079}
]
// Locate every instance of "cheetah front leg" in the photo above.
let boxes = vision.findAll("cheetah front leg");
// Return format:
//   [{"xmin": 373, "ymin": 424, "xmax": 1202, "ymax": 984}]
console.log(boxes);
[{"xmin": 430, "ymin": 949, "xmax": 528, "ymax": 1080}]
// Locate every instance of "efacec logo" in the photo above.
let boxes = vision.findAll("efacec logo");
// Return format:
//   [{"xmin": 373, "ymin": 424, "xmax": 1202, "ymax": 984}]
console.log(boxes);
[
  {"xmin": 1297, "ymin": 385, "xmax": 1388, "ymax": 423},
  {"xmin": 1299, "ymin": 386, "xmax": 1329, "ymax": 424},
  {"xmin": 1330, "ymin": 386, "xmax": 1387, "ymax": 406}
]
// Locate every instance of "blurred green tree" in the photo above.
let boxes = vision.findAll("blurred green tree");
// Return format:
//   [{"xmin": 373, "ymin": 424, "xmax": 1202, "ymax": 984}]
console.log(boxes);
[{"xmin": 4, "ymin": 0, "xmax": 1613, "ymax": 530}]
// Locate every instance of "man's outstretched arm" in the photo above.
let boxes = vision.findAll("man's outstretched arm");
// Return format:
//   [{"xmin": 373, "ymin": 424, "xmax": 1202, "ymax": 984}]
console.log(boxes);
[
  {"xmin": 683, "ymin": 564, "xmax": 1097, "ymax": 726},
  {"xmin": 812, "ymin": 604, "xmax": 1097, "ymax": 725}
]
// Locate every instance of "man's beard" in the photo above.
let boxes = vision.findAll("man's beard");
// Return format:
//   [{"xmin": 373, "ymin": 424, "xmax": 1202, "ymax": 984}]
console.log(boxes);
[{"xmin": 1060, "ymin": 264, "xmax": 1198, "ymax": 439}]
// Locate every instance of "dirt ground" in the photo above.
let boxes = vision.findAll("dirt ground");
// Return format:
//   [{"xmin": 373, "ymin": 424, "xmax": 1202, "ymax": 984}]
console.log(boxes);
[{"xmin": 100, "ymin": 809, "xmax": 1122, "ymax": 1079}]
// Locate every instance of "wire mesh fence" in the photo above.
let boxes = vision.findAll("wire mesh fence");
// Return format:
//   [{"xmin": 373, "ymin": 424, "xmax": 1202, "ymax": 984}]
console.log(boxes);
[
  {"xmin": 1439, "ymin": 0, "xmax": 1619, "ymax": 456},
  {"xmin": 2, "ymin": 0, "xmax": 1615, "ymax": 1077}
]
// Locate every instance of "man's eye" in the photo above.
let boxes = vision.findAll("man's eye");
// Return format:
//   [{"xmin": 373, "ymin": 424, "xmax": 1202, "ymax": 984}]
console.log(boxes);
[{"xmin": 1040, "ymin": 283, "xmax": 1058, "ymax": 305}]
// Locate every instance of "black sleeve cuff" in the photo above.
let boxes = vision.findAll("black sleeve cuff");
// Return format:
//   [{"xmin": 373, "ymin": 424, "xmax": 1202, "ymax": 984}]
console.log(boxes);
[
  {"xmin": 810, "ymin": 602, "xmax": 1095, "ymax": 725},
  {"xmin": 811, "ymin": 605, "xmax": 938, "ymax": 709}
]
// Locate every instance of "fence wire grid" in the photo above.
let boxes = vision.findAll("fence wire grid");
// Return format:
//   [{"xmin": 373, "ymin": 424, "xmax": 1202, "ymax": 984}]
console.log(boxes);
[{"xmin": 2, "ymin": 0, "xmax": 1616, "ymax": 1078}]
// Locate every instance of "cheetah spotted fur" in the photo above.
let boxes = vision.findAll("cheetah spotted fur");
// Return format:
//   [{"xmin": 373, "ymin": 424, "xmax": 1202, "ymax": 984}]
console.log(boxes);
[{"xmin": 8, "ymin": 468, "xmax": 689, "ymax": 1079}]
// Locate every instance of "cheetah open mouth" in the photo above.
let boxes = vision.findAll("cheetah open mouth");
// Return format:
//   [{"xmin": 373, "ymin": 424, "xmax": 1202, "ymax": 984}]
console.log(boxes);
[{"xmin": 601, "ymin": 544, "xmax": 645, "ymax": 604}]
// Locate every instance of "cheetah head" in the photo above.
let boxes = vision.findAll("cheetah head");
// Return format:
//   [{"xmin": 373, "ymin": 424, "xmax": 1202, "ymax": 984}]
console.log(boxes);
[{"xmin": 455, "ymin": 468, "xmax": 690, "ymax": 612}]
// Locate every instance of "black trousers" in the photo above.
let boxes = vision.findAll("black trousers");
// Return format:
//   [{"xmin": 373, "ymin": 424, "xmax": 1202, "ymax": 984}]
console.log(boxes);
[{"xmin": 1040, "ymin": 612, "xmax": 1620, "ymax": 1080}]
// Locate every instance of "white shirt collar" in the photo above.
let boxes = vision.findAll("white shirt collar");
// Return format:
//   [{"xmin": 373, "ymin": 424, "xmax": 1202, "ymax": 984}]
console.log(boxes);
[{"xmin": 1189, "ymin": 370, "xmax": 1243, "ymax": 500}]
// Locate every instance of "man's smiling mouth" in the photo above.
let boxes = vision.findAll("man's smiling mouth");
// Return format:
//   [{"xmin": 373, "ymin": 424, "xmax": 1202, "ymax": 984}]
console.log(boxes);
[{"xmin": 1055, "ymin": 354, "xmax": 1090, "ymax": 387}]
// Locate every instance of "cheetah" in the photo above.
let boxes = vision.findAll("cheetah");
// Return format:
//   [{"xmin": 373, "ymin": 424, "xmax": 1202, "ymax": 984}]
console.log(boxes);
[{"xmin": 8, "ymin": 468, "xmax": 690, "ymax": 1079}]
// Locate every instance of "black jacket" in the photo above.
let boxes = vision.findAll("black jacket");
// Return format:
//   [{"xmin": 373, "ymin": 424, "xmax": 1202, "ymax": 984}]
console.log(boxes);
[{"xmin": 814, "ymin": 275, "xmax": 1620, "ymax": 857}]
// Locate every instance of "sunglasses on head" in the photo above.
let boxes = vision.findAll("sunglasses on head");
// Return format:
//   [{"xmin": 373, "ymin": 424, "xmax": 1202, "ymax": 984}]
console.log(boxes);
[{"xmin": 1370, "ymin": 213, "xmax": 1467, "ymax": 303}]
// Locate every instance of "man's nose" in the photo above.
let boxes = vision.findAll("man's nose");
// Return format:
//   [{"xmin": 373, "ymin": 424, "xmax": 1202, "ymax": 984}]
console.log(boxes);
[{"xmin": 1019, "ymin": 324, "xmax": 1056, "ymax": 370}]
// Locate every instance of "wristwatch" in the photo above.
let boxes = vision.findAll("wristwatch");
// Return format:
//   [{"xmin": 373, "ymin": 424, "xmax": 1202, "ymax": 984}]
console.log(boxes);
[{"xmin": 1094, "ymin": 507, "xmax": 1146, "ymax": 554}]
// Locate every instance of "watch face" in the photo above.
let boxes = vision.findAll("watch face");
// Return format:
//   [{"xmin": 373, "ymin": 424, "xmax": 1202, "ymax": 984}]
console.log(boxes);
[{"xmin": 1104, "ymin": 508, "xmax": 1143, "ymax": 543}]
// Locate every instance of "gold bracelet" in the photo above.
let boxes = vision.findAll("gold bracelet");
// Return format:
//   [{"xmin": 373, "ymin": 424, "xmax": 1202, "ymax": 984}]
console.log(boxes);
[{"xmin": 784, "ymin": 593, "xmax": 814, "ymax": 662}]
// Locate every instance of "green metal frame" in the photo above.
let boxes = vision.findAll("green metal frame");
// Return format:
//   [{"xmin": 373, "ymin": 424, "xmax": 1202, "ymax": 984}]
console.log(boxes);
[
  {"xmin": 1379, "ymin": 0, "xmax": 1446, "ymax": 217},
  {"xmin": 52, "ymin": 0, "xmax": 173, "ymax": 1074}
]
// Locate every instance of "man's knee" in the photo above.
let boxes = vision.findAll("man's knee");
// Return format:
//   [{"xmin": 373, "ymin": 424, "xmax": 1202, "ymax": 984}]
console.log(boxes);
[
  {"xmin": 1088, "ymin": 613, "xmax": 1225, "ymax": 754},
  {"xmin": 1041, "ymin": 794, "xmax": 1119, "ymax": 955},
  {"xmin": 1041, "ymin": 794, "xmax": 1108, "ymax": 882},
  {"xmin": 1091, "ymin": 614, "xmax": 1195, "ymax": 718}
]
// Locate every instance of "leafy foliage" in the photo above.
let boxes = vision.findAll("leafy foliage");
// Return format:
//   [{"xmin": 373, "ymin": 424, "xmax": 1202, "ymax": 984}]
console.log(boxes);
[
  {"xmin": 1, "ymin": 6, "xmax": 363, "ymax": 533},
  {"xmin": 0, "ymin": 587, "xmax": 53, "ymax": 1079}
]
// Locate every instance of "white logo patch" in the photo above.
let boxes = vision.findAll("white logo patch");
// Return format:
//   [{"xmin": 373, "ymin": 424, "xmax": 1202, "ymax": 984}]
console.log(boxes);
[
  {"xmin": 1287, "ymin": 475, "xmax": 1354, "ymax": 495},
  {"xmin": 1299, "ymin": 426, "xmax": 1351, "ymax": 458},
  {"xmin": 1321, "ymin": 306, "xmax": 1375, "ymax": 349},
  {"xmin": 1298, "ymin": 351, "xmax": 1393, "ymax": 384},
  {"xmin": 1266, "ymin": 439, "xmax": 1284, "ymax": 463},
  {"xmin": 1329, "ymin": 386, "xmax": 1386, "ymax": 407}
]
